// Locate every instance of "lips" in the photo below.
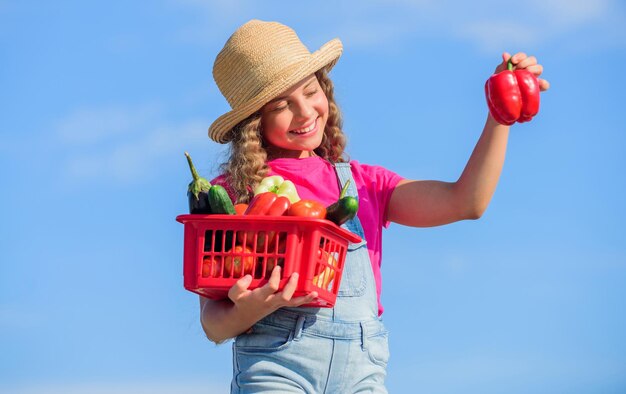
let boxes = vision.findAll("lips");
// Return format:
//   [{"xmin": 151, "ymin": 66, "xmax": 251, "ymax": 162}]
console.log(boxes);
[{"xmin": 290, "ymin": 118, "xmax": 317, "ymax": 135}]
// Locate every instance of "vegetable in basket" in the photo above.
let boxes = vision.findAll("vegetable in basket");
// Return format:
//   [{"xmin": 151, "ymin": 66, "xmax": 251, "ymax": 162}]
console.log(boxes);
[
  {"xmin": 244, "ymin": 192, "xmax": 291, "ymax": 216},
  {"xmin": 326, "ymin": 180, "xmax": 359, "ymax": 226},
  {"xmin": 224, "ymin": 245, "xmax": 255, "ymax": 277},
  {"xmin": 312, "ymin": 250, "xmax": 338, "ymax": 289},
  {"xmin": 185, "ymin": 152, "xmax": 212, "ymax": 214},
  {"xmin": 184, "ymin": 152, "xmax": 236, "ymax": 215},
  {"xmin": 240, "ymin": 192, "xmax": 291, "ymax": 251},
  {"xmin": 288, "ymin": 199, "xmax": 327, "ymax": 219},
  {"xmin": 253, "ymin": 175, "xmax": 301, "ymax": 203}
]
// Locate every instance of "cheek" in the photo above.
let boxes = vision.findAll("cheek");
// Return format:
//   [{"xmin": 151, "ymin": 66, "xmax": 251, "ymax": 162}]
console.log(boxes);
[
  {"xmin": 314, "ymin": 95, "xmax": 329, "ymax": 116},
  {"xmin": 261, "ymin": 114, "xmax": 289, "ymax": 141}
]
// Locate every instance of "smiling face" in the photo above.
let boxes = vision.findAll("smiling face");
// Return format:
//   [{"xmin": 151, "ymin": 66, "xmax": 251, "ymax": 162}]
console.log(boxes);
[{"xmin": 260, "ymin": 74, "xmax": 329, "ymax": 158}]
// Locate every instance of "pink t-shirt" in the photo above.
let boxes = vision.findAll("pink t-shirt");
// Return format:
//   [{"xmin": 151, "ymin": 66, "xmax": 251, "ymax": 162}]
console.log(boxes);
[{"xmin": 212, "ymin": 156, "xmax": 404, "ymax": 316}]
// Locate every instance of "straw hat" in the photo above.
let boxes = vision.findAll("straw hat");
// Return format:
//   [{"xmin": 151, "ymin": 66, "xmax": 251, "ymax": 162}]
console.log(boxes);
[{"xmin": 208, "ymin": 19, "xmax": 343, "ymax": 143}]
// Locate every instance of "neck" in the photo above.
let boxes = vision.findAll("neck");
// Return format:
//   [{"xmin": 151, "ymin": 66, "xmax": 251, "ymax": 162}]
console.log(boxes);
[{"xmin": 266, "ymin": 147, "xmax": 317, "ymax": 160}]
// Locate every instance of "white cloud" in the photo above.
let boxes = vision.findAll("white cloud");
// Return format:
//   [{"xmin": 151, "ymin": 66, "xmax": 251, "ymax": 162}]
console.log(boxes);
[
  {"xmin": 530, "ymin": 0, "xmax": 612, "ymax": 27},
  {"xmin": 171, "ymin": 0, "xmax": 625, "ymax": 53},
  {"xmin": 63, "ymin": 119, "xmax": 210, "ymax": 183},
  {"xmin": 53, "ymin": 101, "xmax": 221, "ymax": 184},
  {"xmin": 170, "ymin": 0, "xmax": 261, "ymax": 46},
  {"xmin": 56, "ymin": 104, "xmax": 162, "ymax": 145},
  {"xmin": 458, "ymin": 21, "xmax": 540, "ymax": 53}
]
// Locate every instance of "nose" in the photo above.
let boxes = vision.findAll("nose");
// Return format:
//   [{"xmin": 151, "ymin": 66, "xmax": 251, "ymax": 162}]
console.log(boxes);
[{"xmin": 293, "ymin": 98, "xmax": 315, "ymax": 120}]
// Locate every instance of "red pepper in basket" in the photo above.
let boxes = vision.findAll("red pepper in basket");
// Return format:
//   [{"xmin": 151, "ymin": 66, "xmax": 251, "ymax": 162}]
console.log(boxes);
[
  {"xmin": 241, "ymin": 193, "xmax": 291, "ymax": 252},
  {"xmin": 485, "ymin": 59, "xmax": 540, "ymax": 125},
  {"xmin": 244, "ymin": 192, "xmax": 291, "ymax": 216}
]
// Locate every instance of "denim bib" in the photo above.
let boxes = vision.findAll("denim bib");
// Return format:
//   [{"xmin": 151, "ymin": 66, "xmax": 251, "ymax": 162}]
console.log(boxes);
[{"xmin": 231, "ymin": 162, "xmax": 389, "ymax": 393}]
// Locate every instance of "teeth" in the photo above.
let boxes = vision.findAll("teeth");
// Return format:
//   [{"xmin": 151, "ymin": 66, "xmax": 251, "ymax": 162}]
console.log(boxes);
[{"xmin": 292, "ymin": 119, "xmax": 316, "ymax": 134}]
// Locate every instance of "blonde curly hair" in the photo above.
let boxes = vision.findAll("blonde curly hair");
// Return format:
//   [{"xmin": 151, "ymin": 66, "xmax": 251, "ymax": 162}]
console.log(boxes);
[{"xmin": 220, "ymin": 69, "xmax": 348, "ymax": 203}]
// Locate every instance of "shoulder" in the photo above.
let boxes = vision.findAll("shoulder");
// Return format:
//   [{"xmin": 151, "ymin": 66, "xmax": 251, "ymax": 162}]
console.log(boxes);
[{"xmin": 348, "ymin": 160, "xmax": 403, "ymax": 182}]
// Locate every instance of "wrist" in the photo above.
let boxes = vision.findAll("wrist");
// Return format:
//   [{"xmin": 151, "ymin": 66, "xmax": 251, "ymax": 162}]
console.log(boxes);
[{"xmin": 486, "ymin": 112, "xmax": 510, "ymax": 129}]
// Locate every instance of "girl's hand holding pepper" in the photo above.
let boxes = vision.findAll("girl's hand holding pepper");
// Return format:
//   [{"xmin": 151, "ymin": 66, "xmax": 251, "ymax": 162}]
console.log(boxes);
[
  {"xmin": 495, "ymin": 52, "xmax": 550, "ymax": 92},
  {"xmin": 485, "ymin": 52, "xmax": 550, "ymax": 126}
]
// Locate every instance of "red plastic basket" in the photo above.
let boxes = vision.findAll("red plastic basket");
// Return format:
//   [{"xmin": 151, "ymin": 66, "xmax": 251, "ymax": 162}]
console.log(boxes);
[{"xmin": 175, "ymin": 214, "xmax": 362, "ymax": 307}]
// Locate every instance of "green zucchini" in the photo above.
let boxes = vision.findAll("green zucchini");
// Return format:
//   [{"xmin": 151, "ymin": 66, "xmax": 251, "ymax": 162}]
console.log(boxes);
[
  {"xmin": 208, "ymin": 185, "xmax": 236, "ymax": 215},
  {"xmin": 326, "ymin": 180, "xmax": 359, "ymax": 226}
]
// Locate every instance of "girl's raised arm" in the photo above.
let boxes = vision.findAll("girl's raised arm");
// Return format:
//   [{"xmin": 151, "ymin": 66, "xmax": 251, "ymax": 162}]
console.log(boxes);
[{"xmin": 387, "ymin": 52, "xmax": 549, "ymax": 228}]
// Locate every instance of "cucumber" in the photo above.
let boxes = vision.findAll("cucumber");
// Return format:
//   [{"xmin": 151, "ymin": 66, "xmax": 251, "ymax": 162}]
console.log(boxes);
[
  {"xmin": 326, "ymin": 180, "xmax": 358, "ymax": 226},
  {"xmin": 326, "ymin": 196, "xmax": 359, "ymax": 226},
  {"xmin": 208, "ymin": 185, "xmax": 236, "ymax": 215}
]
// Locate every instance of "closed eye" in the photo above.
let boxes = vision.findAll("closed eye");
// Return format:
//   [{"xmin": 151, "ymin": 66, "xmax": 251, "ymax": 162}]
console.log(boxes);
[{"xmin": 270, "ymin": 102, "xmax": 288, "ymax": 112}]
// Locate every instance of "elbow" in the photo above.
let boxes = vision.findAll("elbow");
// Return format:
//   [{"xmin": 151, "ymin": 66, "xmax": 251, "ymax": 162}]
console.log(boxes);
[
  {"xmin": 465, "ymin": 210, "xmax": 483, "ymax": 220},
  {"xmin": 201, "ymin": 321, "xmax": 230, "ymax": 345},
  {"xmin": 463, "ymin": 202, "xmax": 488, "ymax": 220},
  {"xmin": 199, "ymin": 298, "xmax": 231, "ymax": 344}
]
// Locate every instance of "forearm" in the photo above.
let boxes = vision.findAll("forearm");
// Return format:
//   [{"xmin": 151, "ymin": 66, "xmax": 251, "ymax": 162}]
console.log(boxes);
[
  {"xmin": 198, "ymin": 269, "xmax": 319, "ymax": 343},
  {"xmin": 455, "ymin": 114, "xmax": 510, "ymax": 217},
  {"xmin": 199, "ymin": 296, "xmax": 268, "ymax": 343},
  {"xmin": 387, "ymin": 114, "xmax": 510, "ymax": 227}
]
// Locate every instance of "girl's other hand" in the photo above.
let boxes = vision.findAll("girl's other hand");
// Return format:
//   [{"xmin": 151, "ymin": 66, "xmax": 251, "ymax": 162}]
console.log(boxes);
[
  {"xmin": 228, "ymin": 266, "xmax": 318, "ymax": 317},
  {"xmin": 495, "ymin": 52, "xmax": 550, "ymax": 92}
]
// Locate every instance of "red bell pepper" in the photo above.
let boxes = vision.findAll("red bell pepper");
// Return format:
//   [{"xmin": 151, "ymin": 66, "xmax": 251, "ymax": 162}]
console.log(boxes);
[
  {"xmin": 287, "ymin": 199, "xmax": 327, "ymax": 219},
  {"xmin": 485, "ymin": 59, "xmax": 540, "ymax": 125},
  {"xmin": 242, "ymin": 192, "xmax": 292, "ymax": 252},
  {"xmin": 266, "ymin": 196, "xmax": 291, "ymax": 216},
  {"xmin": 244, "ymin": 192, "xmax": 291, "ymax": 216}
]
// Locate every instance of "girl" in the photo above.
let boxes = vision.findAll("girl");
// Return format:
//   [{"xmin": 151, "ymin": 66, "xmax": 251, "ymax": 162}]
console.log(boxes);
[{"xmin": 200, "ymin": 19, "xmax": 549, "ymax": 393}]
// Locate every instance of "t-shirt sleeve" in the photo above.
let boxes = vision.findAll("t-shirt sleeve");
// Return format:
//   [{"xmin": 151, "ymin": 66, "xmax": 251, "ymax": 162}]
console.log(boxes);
[{"xmin": 351, "ymin": 161, "xmax": 404, "ymax": 228}]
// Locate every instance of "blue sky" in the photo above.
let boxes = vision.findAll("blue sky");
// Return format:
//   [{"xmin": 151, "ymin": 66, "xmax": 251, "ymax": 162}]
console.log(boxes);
[{"xmin": 1, "ymin": 1, "xmax": 625, "ymax": 393}]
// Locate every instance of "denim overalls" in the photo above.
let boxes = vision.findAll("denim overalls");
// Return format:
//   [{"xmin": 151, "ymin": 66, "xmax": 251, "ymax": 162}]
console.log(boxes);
[{"xmin": 231, "ymin": 163, "xmax": 390, "ymax": 393}]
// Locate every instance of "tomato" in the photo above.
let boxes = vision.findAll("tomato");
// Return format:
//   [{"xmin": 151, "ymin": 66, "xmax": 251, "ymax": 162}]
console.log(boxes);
[
  {"xmin": 224, "ymin": 245, "xmax": 255, "ymax": 277},
  {"xmin": 234, "ymin": 203, "xmax": 248, "ymax": 215},
  {"xmin": 287, "ymin": 199, "xmax": 327, "ymax": 219},
  {"xmin": 258, "ymin": 256, "xmax": 285, "ymax": 278},
  {"xmin": 312, "ymin": 250, "xmax": 337, "ymax": 289},
  {"xmin": 202, "ymin": 256, "xmax": 223, "ymax": 277}
]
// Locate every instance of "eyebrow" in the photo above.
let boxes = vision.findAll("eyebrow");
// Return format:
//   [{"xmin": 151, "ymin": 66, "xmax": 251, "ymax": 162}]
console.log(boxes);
[{"xmin": 267, "ymin": 78, "xmax": 317, "ymax": 104}]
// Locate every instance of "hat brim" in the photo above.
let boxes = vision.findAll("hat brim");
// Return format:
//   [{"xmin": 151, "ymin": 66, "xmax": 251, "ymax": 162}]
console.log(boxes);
[{"xmin": 208, "ymin": 38, "xmax": 343, "ymax": 143}]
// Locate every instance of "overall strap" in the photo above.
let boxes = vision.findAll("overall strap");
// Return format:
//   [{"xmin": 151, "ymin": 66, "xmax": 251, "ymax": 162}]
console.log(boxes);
[{"xmin": 333, "ymin": 162, "xmax": 366, "ymax": 241}]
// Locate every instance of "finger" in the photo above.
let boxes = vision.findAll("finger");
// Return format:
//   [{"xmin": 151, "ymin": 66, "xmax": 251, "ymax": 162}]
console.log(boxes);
[
  {"xmin": 289, "ymin": 291, "xmax": 319, "ymax": 307},
  {"xmin": 228, "ymin": 275, "xmax": 253, "ymax": 302},
  {"xmin": 516, "ymin": 56, "xmax": 537, "ymax": 69},
  {"xmin": 495, "ymin": 52, "xmax": 512, "ymax": 73},
  {"xmin": 525, "ymin": 64, "xmax": 543, "ymax": 76},
  {"xmin": 278, "ymin": 272, "xmax": 300, "ymax": 302},
  {"xmin": 257, "ymin": 265, "xmax": 282, "ymax": 298},
  {"xmin": 510, "ymin": 52, "xmax": 528, "ymax": 66},
  {"xmin": 539, "ymin": 78, "xmax": 550, "ymax": 91}
]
